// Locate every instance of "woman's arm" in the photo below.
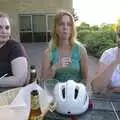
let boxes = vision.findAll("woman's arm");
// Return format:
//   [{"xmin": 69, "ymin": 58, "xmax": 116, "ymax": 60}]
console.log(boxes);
[
  {"xmin": 41, "ymin": 48, "xmax": 56, "ymax": 80},
  {"xmin": 0, "ymin": 57, "xmax": 28, "ymax": 87},
  {"xmin": 91, "ymin": 58, "xmax": 118, "ymax": 92},
  {"xmin": 41, "ymin": 48, "xmax": 68, "ymax": 81},
  {"xmin": 91, "ymin": 62, "xmax": 110, "ymax": 91},
  {"xmin": 80, "ymin": 46, "xmax": 89, "ymax": 82},
  {"xmin": 110, "ymin": 87, "xmax": 120, "ymax": 93},
  {"xmin": 91, "ymin": 48, "xmax": 120, "ymax": 92}
]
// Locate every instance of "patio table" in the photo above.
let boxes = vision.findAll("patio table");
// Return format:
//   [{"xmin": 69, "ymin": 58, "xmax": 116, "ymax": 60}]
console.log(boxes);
[{"xmin": 44, "ymin": 92, "xmax": 120, "ymax": 120}]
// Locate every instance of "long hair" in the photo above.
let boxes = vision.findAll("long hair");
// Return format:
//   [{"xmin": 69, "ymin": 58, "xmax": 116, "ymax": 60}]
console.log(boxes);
[
  {"xmin": 0, "ymin": 12, "xmax": 9, "ymax": 18},
  {"xmin": 49, "ymin": 10, "xmax": 77, "ymax": 49},
  {"xmin": 116, "ymin": 24, "xmax": 120, "ymax": 38}
]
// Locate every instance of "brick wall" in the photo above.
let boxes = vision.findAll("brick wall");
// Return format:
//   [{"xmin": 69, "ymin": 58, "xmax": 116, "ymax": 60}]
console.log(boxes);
[{"xmin": 0, "ymin": 0, "xmax": 73, "ymax": 41}]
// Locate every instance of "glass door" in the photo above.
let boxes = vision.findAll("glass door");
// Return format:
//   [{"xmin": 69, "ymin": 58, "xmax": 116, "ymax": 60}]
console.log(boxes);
[
  {"xmin": 19, "ymin": 15, "xmax": 33, "ymax": 42},
  {"xmin": 47, "ymin": 15, "xmax": 54, "ymax": 41},
  {"xmin": 32, "ymin": 15, "xmax": 46, "ymax": 42}
]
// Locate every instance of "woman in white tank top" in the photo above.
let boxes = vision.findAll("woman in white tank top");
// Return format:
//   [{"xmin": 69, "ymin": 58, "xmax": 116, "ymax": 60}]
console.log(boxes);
[{"xmin": 91, "ymin": 25, "xmax": 120, "ymax": 93}]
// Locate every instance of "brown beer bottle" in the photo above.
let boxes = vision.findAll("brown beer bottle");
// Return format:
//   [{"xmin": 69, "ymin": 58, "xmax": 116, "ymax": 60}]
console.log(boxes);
[
  {"xmin": 28, "ymin": 90, "xmax": 42, "ymax": 120},
  {"xmin": 29, "ymin": 65, "xmax": 37, "ymax": 83}
]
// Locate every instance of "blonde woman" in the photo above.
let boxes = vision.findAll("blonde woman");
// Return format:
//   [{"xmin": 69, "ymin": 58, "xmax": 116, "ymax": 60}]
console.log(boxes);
[{"xmin": 41, "ymin": 10, "xmax": 88, "ymax": 84}]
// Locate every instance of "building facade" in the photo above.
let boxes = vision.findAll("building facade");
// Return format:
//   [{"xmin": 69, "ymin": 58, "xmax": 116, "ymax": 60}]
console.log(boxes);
[{"xmin": 0, "ymin": 0, "xmax": 73, "ymax": 42}]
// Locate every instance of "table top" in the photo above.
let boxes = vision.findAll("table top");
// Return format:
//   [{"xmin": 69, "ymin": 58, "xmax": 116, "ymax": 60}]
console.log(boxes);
[
  {"xmin": 44, "ymin": 92, "xmax": 120, "ymax": 120},
  {"xmin": 0, "ymin": 83, "xmax": 120, "ymax": 120}
]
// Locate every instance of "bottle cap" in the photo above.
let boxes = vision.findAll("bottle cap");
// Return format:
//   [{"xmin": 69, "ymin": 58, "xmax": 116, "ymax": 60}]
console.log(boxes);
[
  {"xmin": 31, "ymin": 90, "xmax": 39, "ymax": 96},
  {"xmin": 30, "ymin": 65, "xmax": 36, "ymax": 70}
]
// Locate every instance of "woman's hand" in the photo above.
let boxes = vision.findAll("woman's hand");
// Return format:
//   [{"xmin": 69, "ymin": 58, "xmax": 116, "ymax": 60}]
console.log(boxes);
[
  {"xmin": 61, "ymin": 57, "xmax": 71, "ymax": 67},
  {"xmin": 51, "ymin": 57, "xmax": 71, "ymax": 70},
  {"xmin": 51, "ymin": 57, "xmax": 71, "ymax": 74},
  {"xmin": 110, "ymin": 87, "xmax": 120, "ymax": 93}
]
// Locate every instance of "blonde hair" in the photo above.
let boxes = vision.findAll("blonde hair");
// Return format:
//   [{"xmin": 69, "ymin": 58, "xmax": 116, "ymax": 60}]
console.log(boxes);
[
  {"xmin": 0, "ymin": 12, "xmax": 9, "ymax": 18},
  {"xmin": 116, "ymin": 24, "xmax": 120, "ymax": 32},
  {"xmin": 49, "ymin": 10, "xmax": 77, "ymax": 49},
  {"xmin": 116, "ymin": 24, "xmax": 120, "ymax": 38},
  {"xmin": 0, "ymin": 12, "xmax": 11, "ymax": 25}
]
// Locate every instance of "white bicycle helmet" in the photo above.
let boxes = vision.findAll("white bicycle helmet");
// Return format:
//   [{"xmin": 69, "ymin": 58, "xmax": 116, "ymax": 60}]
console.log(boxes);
[{"xmin": 53, "ymin": 80, "xmax": 89, "ymax": 115}]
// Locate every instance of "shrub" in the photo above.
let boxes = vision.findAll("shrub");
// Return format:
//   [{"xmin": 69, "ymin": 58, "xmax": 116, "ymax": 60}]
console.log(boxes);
[{"xmin": 77, "ymin": 31, "xmax": 116, "ymax": 58}]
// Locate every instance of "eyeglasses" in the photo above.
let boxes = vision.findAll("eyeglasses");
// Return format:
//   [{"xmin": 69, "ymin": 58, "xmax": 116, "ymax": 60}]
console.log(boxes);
[{"xmin": 0, "ymin": 25, "xmax": 10, "ymax": 30}]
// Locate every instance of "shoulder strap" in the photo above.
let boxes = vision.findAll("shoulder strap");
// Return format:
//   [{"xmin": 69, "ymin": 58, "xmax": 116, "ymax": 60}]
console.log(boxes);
[
  {"xmin": 49, "ymin": 48, "xmax": 57, "ymax": 65},
  {"xmin": 71, "ymin": 42, "xmax": 81, "ymax": 60}
]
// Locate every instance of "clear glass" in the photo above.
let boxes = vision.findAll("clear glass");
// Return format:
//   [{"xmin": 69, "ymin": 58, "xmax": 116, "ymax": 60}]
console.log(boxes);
[
  {"xmin": 60, "ymin": 51, "xmax": 72, "ymax": 68},
  {"xmin": 44, "ymin": 79, "xmax": 59, "ymax": 97}
]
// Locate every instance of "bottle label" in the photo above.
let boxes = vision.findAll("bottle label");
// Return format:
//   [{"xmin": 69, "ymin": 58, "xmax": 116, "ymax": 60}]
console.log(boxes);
[
  {"xmin": 49, "ymin": 102, "xmax": 56, "ymax": 112},
  {"xmin": 31, "ymin": 69, "xmax": 36, "ymax": 73},
  {"xmin": 31, "ymin": 96, "xmax": 40, "ymax": 110},
  {"xmin": 29, "ymin": 115, "xmax": 43, "ymax": 120}
]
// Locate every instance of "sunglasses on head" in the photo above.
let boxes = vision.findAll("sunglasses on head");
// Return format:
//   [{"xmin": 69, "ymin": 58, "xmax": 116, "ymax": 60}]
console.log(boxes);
[{"xmin": 0, "ymin": 25, "xmax": 10, "ymax": 30}]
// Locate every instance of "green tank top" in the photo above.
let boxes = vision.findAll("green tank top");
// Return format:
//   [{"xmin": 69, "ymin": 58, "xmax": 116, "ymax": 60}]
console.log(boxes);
[{"xmin": 50, "ymin": 43, "xmax": 83, "ymax": 82}]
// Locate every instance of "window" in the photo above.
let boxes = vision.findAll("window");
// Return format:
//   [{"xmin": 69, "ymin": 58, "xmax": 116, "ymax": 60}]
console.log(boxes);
[
  {"xmin": 19, "ymin": 15, "xmax": 32, "ymax": 32},
  {"xmin": 48, "ymin": 15, "xmax": 54, "ymax": 32}
]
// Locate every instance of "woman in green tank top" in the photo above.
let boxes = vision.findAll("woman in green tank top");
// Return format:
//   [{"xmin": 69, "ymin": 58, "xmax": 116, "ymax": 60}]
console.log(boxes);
[{"xmin": 41, "ymin": 10, "xmax": 89, "ymax": 84}]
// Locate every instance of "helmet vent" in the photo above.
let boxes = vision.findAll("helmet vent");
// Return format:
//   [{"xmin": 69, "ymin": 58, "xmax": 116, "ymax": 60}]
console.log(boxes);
[
  {"xmin": 62, "ymin": 87, "xmax": 65, "ymax": 99},
  {"xmin": 67, "ymin": 111, "xmax": 71, "ymax": 114},
  {"xmin": 74, "ymin": 87, "xmax": 79, "ymax": 99}
]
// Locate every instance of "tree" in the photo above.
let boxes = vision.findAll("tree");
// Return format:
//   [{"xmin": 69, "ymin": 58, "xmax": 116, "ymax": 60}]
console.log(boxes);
[
  {"xmin": 100, "ymin": 23, "xmax": 113, "ymax": 31},
  {"xmin": 71, "ymin": 9, "xmax": 79, "ymax": 22},
  {"xmin": 90, "ymin": 25, "xmax": 99, "ymax": 31},
  {"xmin": 79, "ymin": 22, "xmax": 90, "ymax": 30}
]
